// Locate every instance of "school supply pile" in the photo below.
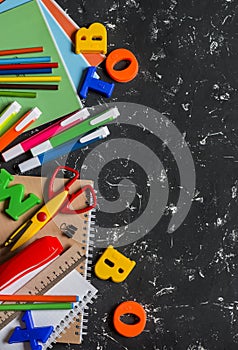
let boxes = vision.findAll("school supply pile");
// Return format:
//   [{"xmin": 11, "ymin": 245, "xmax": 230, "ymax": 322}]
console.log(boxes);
[
  {"xmin": 0, "ymin": 171, "xmax": 98, "ymax": 347},
  {"xmin": 0, "ymin": 0, "xmax": 141, "ymax": 349}
]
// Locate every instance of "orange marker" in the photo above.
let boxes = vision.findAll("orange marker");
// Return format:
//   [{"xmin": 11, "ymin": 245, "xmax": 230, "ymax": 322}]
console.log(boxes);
[{"xmin": 0, "ymin": 107, "xmax": 41, "ymax": 152}]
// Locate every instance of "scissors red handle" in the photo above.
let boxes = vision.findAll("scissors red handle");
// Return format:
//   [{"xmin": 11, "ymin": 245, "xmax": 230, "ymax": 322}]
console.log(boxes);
[
  {"xmin": 48, "ymin": 166, "xmax": 97, "ymax": 214},
  {"xmin": 48, "ymin": 165, "xmax": 79, "ymax": 197},
  {"xmin": 61, "ymin": 184, "xmax": 97, "ymax": 214}
]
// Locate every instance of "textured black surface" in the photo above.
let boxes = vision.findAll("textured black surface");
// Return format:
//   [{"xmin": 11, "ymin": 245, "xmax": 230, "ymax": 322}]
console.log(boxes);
[{"xmin": 2, "ymin": 0, "xmax": 238, "ymax": 349}]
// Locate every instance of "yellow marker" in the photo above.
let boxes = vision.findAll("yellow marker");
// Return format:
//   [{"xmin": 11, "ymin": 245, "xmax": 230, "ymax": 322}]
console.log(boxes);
[
  {"xmin": 0, "ymin": 76, "xmax": 61, "ymax": 82},
  {"xmin": 94, "ymin": 245, "xmax": 136, "ymax": 283},
  {"xmin": 75, "ymin": 22, "xmax": 107, "ymax": 55},
  {"xmin": 6, "ymin": 190, "xmax": 68, "ymax": 251}
]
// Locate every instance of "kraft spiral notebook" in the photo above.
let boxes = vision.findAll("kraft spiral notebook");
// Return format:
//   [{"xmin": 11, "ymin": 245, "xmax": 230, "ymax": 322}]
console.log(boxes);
[
  {"xmin": 0, "ymin": 174, "xmax": 96, "ymax": 345},
  {"xmin": 0, "ymin": 0, "xmax": 82, "ymax": 135},
  {"xmin": 0, "ymin": 269, "xmax": 98, "ymax": 350}
]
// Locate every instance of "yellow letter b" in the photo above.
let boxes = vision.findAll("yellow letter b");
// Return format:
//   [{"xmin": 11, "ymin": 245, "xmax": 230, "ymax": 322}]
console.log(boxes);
[{"xmin": 95, "ymin": 245, "xmax": 136, "ymax": 283}]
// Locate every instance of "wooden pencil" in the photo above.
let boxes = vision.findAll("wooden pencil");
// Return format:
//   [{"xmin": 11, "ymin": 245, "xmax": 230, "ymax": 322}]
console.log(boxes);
[
  {"xmin": 0, "ymin": 76, "xmax": 61, "ymax": 82},
  {"xmin": 0, "ymin": 295, "xmax": 79, "ymax": 302},
  {"xmin": 0, "ymin": 47, "xmax": 43, "ymax": 56},
  {"xmin": 0, "ymin": 84, "xmax": 58, "ymax": 90}
]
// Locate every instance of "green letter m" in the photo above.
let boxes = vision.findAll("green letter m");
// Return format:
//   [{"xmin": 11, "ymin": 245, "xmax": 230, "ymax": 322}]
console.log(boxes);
[{"xmin": 0, "ymin": 169, "xmax": 41, "ymax": 221}]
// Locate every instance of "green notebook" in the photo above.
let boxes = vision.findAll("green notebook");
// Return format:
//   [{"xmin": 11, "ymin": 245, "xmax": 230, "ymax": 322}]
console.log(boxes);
[{"xmin": 0, "ymin": 0, "xmax": 82, "ymax": 135}]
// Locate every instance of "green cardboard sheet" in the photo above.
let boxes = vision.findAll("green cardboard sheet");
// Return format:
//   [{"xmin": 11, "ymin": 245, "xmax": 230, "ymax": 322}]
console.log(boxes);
[{"xmin": 0, "ymin": 0, "xmax": 82, "ymax": 135}]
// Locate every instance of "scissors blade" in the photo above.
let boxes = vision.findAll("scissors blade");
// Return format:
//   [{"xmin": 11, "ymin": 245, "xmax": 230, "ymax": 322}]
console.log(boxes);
[
  {"xmin": 9, "ymin": 190, "xmax": 68, "ymax": 251},
  {"xmin": 4, "ymin": 220, "xmax": 33, "ymax": 247}
]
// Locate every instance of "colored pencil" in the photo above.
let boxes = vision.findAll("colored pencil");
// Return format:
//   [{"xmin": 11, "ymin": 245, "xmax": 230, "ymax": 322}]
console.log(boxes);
[
  {"xmin": 0, "ymin": 47, "xmax": 43, "ymax": 56},
  {"xmin": 0, "ymin": 56, "xmax": 51, "ymax": 64},
  {"xmin": 0, "ymin": 83, "xmax": 58, "ymax": 90},
  {"xmin": 0, "ymin": 69, "xmax": 52, "ymax": 75},
  {"xmin": 0, "ymin": 91, "xmax": 37, "ymax": 98},
  {"xmin": 0, "ymin": 62, "xmax": 58, "ymax": 70},
  {"xmin": 0, "ymin": 295, "xmax": 79, "ymax": 302},
  {"xmin": 0, "ymin": 76, "xmax": 61, "ymax": 82},
  {"xmin": 0, "ymin": 303, "xmax": 73, "ymax": 311}
]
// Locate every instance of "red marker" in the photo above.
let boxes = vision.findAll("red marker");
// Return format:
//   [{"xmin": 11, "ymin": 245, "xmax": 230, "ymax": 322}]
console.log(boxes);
[{"xmin": 0, "ymin": 236, "xmax": 63, "ymax": 290}]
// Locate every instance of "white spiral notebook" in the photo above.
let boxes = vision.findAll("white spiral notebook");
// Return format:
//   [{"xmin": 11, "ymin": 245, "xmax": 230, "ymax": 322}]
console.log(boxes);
[{"xmin": 0, "ymin": 270, "xmax": 98, "ymax": 350}]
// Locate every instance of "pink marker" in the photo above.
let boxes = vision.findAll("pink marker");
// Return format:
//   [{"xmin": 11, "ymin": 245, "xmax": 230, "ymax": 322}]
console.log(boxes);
[{"xmin": 2, "ymin": 108, "xmax": 89, "ymax": 162}]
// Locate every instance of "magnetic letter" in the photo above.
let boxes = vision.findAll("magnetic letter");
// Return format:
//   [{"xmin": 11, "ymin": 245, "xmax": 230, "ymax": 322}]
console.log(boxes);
[
  {"xmin": 75, "ymin": 22, "xmax": 107, "ymax": 54},
  {"xmin": 105, "ymin": 48, "xmax": 139, "ymax": 83},
  {"xmin": 79, "ymin": 66, "xmax": 114, "ymax": 99},
  {"xmin": 113, "ymin": 301, "xmax": 146, "ymax": 337},
  {"xmin": 94, "ymin": 245, "xmax": 136, "ymax": 283},
  {"xmin": 0, "ymin": 169, "xmax": 41, "ymax": 220}
]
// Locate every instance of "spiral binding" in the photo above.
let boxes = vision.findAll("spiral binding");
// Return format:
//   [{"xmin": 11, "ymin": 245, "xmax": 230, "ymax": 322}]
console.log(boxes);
[
  {"xmin": 43, "ymin": 186, "xmax": 98, "ymax": 348},
  {"xmin": 79, "ymin": 188, "xmax": 97, "ymax": 341},
  {"xmin": 43, "ymin": 290, "xmax": 98, "ymax": 349}
]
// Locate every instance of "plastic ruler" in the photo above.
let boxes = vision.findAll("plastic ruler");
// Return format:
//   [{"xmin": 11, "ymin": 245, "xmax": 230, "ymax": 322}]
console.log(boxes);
[{"xmin": 0, "ymin": 244, "xmax": 86, "ymax": 329}]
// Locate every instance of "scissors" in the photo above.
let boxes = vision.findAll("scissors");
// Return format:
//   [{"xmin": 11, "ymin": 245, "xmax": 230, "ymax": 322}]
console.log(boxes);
[{"xmin": 4, "ymin": 166, "xmax": 97, "ymax": 251}]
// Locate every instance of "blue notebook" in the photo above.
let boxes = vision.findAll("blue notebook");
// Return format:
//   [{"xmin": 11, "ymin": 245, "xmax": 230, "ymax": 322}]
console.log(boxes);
[
  {"xmin": 0, "ymin": 0, "xmax": 32, "ymax": 14},
  {"xmin": 39, "ymin": 0, "xmax": 91, "ymax": 91},
  {"xmin": 0, "ymin": 0, "xmax": 82, "ymax": 133}
]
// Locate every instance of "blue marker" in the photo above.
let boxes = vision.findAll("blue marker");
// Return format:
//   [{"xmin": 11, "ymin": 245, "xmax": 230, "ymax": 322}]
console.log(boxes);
[{"xmin": 18, "ymin": 126, "xmax": 110, "ymax": 173}]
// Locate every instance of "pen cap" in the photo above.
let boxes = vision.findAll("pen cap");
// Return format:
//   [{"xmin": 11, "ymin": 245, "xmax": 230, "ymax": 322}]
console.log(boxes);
[
  {"xmin": 0, "ymin": 101, "xmax": 21, "ymax": 125},
  {"xmin": 90, "ymin": 107, "xmax": 120, "ymax": 125},
  {"xmin": 60, "ymin": 108, "xmax": 89, "ymax": 126},
  {"xmin": 15, "ymin": 107, "xmax": 42, "ymax": 132},
  {"xmin": 80, "ymin": 126, "xmax": 110, "ymax": 143}
]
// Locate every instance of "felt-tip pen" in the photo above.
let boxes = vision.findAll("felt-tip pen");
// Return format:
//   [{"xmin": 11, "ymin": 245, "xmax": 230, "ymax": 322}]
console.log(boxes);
[
  {"xmin": 2, "ymin": 108, "xmax": 90, "ymax": 162},
  {"xmin": 0, "ymin": 107, "xmax": 42, "ymax": 153},
  {"xmin": 18, "ymin": 126, "xmax": 110, "ymax": 173},
  {"xmin": 30, "ymin": 107, "xmax": 120, "ymax": 156},
  {"xmin": 0, "ymin": 101, "xmax": 21, "ymax": 134}
]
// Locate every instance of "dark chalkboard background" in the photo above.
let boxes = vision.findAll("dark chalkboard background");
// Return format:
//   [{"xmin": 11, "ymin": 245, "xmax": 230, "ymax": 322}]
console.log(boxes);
[{"xmin": 2, "ymin": 0, "xmax": 238, "ymax": 349}]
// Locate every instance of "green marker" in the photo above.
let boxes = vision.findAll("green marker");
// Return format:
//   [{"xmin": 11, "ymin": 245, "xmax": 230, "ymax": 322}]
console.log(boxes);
[
  {"xmin": 0, "ymin": 101, "xmax": 21, "ymax": 135},
  {"xmin": 31, "ymin": 106, "xmax": 120, "ymax": 157},
  {"xmin": 0, "ymin": 91, "xmax": 37, "ymax": 98},
  {"xmin": 0, "ymin": 302, "xmax": 73, "ymax": 311}
]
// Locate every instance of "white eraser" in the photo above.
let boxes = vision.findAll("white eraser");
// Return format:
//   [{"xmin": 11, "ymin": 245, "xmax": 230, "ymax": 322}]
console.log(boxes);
[
  {"xmin": 19, "ymin": 157, "xmax": 41, "ymax": 173},
  {"xmin": 2, "ymin": 144, "xmax": 24, "ymax": 162},
  {"xmin": 31, "ymin": 140, "xmax": 52, "ymax": 156}
]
